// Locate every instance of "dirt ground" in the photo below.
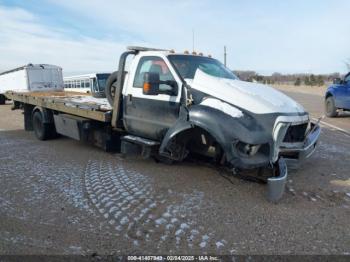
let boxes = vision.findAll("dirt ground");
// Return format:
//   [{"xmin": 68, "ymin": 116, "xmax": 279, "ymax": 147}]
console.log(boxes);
[{"xmin": 0, "ymin": 91, "xmax": 350, "ymax": 255}]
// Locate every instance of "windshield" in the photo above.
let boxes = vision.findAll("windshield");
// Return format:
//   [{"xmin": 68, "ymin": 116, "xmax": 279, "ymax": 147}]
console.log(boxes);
[
  {"xmin": 96, "ymin": 73, "xmax": 110, "ymax": 92},
  {"xmin": 168, "ymin": 55, "xmax": 237, "ymax": 80}
]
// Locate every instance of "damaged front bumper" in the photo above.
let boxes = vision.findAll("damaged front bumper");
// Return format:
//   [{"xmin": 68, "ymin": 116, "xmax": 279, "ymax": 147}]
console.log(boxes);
[
  {"xmin": 279, "ymin": 121, "xmax": 321, "ymax": 168},
  {"xmin": 267, "ymin": 121, "xmax": 321, "ymax": 202},
  {"xmin": 267, "ymin": 158, "xmax": 288, "ymax": 202}
]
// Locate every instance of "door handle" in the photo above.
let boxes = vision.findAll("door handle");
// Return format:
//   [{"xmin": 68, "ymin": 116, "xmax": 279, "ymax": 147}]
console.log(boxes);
[{"xmin": 127, "ymin": 94, "xmax": 133, "ymax": 105}]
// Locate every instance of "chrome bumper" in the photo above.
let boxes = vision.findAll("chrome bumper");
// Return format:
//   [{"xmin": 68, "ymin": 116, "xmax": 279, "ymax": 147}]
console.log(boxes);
[
  {"xmin": 267, "ymin": 121, "xmax": 321, "ymax": 202},
  {"xmin": 267, "ymin": 158, "xmax": 288, "ymax": 202},
  {"xmin": 279, "ymin": 121, "xmax": 321, "ymax": 168}
]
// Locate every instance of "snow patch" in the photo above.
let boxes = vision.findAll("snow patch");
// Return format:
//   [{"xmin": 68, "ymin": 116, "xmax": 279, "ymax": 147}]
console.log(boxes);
[
  {"xmin": 175, "ymin": 229, "xmax": 183, "ymax": 236},
  {"xmin": 180, "ymin": 223, "xmax": 190, "ymax": 230},
  {"xmin": 120, "ymin": 216, "xmax": 129, "ymax": 225},
  {"xmin": 64, "ymin": 96, "xmax": 112, "ymax": 111},
  {"xmin": 199, "ymin": 242, "xmax": 207, "ymax": 248},
  {"xmin": 216, "ymin": 241, "xmax": 225, "ymax": 248},
  {"xmin": 155, "ymin": 218, "xmax": 167, "ymax": 225},
  {"xmin": 202, "ymin": 234, "xmax": 209, "ymax": 241}
]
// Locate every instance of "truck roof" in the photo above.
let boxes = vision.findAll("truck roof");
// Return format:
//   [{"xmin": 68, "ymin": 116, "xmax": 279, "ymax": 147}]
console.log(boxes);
[{"xmin": 0, "ymin": 64, "xmax": 62, "ymax": 76}]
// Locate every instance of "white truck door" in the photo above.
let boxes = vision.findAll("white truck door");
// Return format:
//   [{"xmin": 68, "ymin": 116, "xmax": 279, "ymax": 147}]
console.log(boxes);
[{"xmin": 123, "ymin": 55, "xmax": 182, "ymax": 141}]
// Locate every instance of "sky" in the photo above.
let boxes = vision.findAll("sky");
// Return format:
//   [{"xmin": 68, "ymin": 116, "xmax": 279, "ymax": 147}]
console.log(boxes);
[{"xmin": 0, "ymin": 0, "xmax": 349, "ymax": 76}]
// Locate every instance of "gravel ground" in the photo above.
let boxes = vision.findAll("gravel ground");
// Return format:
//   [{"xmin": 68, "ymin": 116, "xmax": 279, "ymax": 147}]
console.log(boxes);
[{"xmin": 0, "ymin": 93, "xmax": 349, "ymax": 255}]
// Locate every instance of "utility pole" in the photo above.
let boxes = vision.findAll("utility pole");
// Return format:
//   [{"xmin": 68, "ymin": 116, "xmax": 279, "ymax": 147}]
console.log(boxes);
[{"xmin": 224, "ymin": 46, "xmax": 227, "ymax": 67}]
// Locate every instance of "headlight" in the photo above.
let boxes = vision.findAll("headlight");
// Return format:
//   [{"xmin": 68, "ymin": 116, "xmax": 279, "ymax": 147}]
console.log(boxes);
[{"xmin": 236, "ymin": 142, "xmax": 261, "ymax": 156}]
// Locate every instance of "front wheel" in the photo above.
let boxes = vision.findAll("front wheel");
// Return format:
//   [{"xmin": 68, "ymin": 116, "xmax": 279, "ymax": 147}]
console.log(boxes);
[{"xmin": 325, "ymin": 96, "xmax": 337, "ymax": 117}]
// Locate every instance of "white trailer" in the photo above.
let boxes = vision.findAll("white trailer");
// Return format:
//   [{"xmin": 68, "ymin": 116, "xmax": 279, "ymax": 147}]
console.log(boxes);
[{"xmin": 0, "ymin": 64, "xmax": 64, "ymax": 104}]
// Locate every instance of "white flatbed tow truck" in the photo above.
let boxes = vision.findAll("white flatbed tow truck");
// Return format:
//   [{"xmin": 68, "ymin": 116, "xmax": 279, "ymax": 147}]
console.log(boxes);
[{"xmin": 5, "ymin": 46, "xmax": 321, "ymax": 202}]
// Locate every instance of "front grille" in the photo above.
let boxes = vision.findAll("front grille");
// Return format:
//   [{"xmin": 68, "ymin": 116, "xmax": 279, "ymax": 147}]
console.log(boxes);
[{"xmin": 283, "ymin": 123, "xmax": 308, "ymax": 143}]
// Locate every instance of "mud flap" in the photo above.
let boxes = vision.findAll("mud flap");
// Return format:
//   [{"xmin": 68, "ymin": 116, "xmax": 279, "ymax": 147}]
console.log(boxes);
[{"xmin": 267, "ymin": 158, "xmax": 287, "ymax": 202}]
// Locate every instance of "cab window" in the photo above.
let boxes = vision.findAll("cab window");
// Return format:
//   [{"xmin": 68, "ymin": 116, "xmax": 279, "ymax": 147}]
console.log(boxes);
[{"xmin": 133, "ymin": 56, "xmax": 175, "ymax": 91}]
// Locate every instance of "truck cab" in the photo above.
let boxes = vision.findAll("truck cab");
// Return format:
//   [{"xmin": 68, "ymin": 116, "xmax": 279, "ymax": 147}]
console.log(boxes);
[
  {"xmin": 325, "ymin": 72, "xmax": 350, "ymax": 117},
  {"xmin": 105, "ymin": 47, "xmax": 321, "ymax": 200}
]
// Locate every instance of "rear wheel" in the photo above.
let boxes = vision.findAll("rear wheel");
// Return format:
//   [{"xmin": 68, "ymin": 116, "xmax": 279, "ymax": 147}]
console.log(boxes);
[
  {"xmin": 0, "ymin": 95, "xmax": 6, "ymax": 105},
  {"xmin": 325, "ymin": 96, "xmax": 337, "ymax": 117},
  {"xmin": 32, "ymin": 111, "xmax": 51, "ymax": 140}
]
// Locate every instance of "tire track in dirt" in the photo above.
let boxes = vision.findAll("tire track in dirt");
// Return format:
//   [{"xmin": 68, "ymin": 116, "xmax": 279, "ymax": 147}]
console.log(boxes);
[
  {"xmin": 0, "ymin": 133, "xmax": 96, "ymax": 225},
  {"xmin": 83, "ymin": 159, "xmax": 227, "ymax": 251},
  {"xmin": 1, "ymin": 132, "xmax": 228, "ymax": 251}
]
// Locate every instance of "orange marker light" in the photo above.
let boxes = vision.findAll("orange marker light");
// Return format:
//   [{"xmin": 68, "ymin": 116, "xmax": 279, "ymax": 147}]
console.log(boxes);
[{"xmin": 143, "ymin": 82, "xmax": 151, "ymax": 93}]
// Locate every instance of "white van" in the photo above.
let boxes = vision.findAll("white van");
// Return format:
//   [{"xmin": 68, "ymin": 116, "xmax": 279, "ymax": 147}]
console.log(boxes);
[{"xmin": 0, "ymin": 64, "xmax": 64, "ymax": 104}]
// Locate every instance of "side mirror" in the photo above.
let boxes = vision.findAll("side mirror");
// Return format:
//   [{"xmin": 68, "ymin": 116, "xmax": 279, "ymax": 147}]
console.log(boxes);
[
  {"xmin": 143, "ymin": 72, "xmax": 178, "ymax": 96},
  {"xmin": 333, "ymin": 78, "xmax": 342, "ymax": 84},
  {"xmin": 143, "ymin": 72, "xmax": 160, "ymax": 95},
  {"xmin": 162, "ymin": 80, "xmax": 178, "ymax": 96}
]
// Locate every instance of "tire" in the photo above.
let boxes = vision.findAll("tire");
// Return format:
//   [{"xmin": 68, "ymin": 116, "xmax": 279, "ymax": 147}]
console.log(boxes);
[
  {"xmin": 0, "ymin": 95, "xmax": 6, "ymax": 105},
  {"xmin": 105, "ymin": 71, "xmax": 119, "ymax": 106},
  {"xmin": 32, "ymin": 111, "xmax": 51, "ymax": 140},
  {"xmin": 325, "ymin": 96, "xmax": 337, "ymax": 117}
]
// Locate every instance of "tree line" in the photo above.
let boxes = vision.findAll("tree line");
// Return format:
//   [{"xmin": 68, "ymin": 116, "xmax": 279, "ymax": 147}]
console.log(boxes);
[{"xmin": 233, "ymin": 71, "xmax": 343, "ymax": 86}]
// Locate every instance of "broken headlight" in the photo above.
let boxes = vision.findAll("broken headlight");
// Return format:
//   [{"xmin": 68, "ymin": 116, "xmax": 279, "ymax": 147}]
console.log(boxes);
[
  {"xmin": 236, "ymin": 141, "xmax": 270, "ymax": 157},
  {"xmin": 238, "ymin": 143, "xmax": 260, "ymax": 156}
]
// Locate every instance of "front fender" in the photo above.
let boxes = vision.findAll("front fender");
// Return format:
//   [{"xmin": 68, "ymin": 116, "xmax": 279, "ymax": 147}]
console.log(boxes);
[
  {"xmin": 325, "ymin": 90, "xmax": 334, "ymax": 98},
  {"xmin": 160, "ymin": 105, "xmax": 272, "ymax": 166},
  {"xmin": 325, "ymin": 86, "xmax": 336, "ymax": 98},
  {"xmin": 189, "ymin": 105, "xmax": 271, "ymax": 164},
  {"xmin": 159, "ymin": 119, "xmax": 193, "ymax": 155},
  {"xmin": 189, "ymin": 105, "xmax": 270, "ymax": 143},
  {"xmin": 325, "ymin": 85, "xmax": 342, "ymax": 107}
]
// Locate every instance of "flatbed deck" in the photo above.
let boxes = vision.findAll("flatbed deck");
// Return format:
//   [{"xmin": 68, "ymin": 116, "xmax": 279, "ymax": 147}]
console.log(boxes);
[{"xmin": 5, "ymin": 91, "xmax": 112, "ymax": 122}]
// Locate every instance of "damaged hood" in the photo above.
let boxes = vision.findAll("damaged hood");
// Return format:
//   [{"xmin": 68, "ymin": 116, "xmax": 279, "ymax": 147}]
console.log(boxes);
[{"xmin": 187, "ymin": 69, "xmax": 305, "ymax": 115}]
